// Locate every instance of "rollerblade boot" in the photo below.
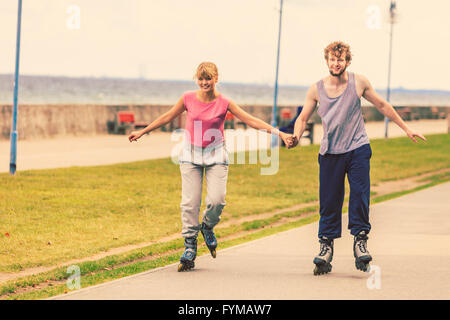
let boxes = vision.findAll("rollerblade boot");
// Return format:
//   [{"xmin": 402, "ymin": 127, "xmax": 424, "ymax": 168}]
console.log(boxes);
[
  {"xmin": 178, "ymin": 237, "xmax": 197, "ymax": 272},
  {"xmin": 313, "ymin": 237, "xmax": 334, "ymax": 275},
  {"xmin": 354, "ymin": 231, "xmax": 372, "ymax": 272},
  {"xmin": 200, "ymin": 222, "xmax": 217, "ymax": 258}
]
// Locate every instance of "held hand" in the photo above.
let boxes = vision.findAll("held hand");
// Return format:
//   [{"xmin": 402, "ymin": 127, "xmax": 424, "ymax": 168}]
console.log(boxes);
[
  {"xmin": 285, "ymin": 135, "xmax": 299, "ymax": 149},
  {"xmin": 280, "ymin": 132, "xmax": 291, "ymax": 148},
  {"xmin": 406, "ymin": 129, "xmax": 426, "ymax": 143},
  {"xmin": 290, "ymin": 135, "xmax": 299, "ymax": 148},
  {"xmin": 128, "ymin": 130, "xmax": 145, "ymax": 142},
  {"xmin": 280, "ymin": 132, "xmax": 293, "ymax": 148}
]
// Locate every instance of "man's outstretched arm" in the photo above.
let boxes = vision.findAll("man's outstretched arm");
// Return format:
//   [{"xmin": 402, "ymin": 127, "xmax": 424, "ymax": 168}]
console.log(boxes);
[{"xmin": 360, "ymin": 75, "xmax": 426, "ymax": 143}]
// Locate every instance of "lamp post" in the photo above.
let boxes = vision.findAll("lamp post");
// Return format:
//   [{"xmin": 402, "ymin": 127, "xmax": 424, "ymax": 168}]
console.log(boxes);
[
  {"xmin": 10, "ymin": 0, "xmax": 23, "ymax": 175},
  {"xmin": 271, "ymin": 0, "xmax": 283, "ymax": 146},
  {"xmin": 385, "ymin": 0, "xmax": 397, "ymax": 138}
]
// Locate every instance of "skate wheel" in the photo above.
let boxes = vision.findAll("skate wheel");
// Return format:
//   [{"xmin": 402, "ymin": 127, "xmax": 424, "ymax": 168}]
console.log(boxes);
[
  {"xmin": 313, "ymin": 266, "xmax": 320, "ymax": 276},
  {"xmin": 178, "ymin": 261, "xmax": 195, "ymax": 272},
  {"xmin": 211, "ymin": 249, "xmax": 216, "ymax": 258},
  {"xmin": 355, "ymin": 260, "xmax": 369, "ymax": 272},
  {"xmin": 313, "ymin": 263, "xmax": 332, "ymax": 276}
]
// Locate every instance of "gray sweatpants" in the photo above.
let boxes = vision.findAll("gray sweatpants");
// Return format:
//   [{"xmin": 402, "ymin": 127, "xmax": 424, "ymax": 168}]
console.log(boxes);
[{"xmin": 180, "ymin": 163, "xmax": 228, "ymax": 238}]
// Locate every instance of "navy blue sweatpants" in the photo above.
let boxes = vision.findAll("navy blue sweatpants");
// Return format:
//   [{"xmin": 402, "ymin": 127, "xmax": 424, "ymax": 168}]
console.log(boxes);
[{"xmin": 318, "ymin": 144, "xmax": 372, "ymax": 239}]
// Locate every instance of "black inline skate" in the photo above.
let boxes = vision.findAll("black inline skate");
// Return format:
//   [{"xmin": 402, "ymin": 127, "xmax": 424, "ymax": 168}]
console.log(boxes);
[
  {"xmin": 178, "ymin": 237, "xmax": 197, "ymax": 272},
  {"xmin": 200, "ymin": 222, "xmax": 217, "ymax": 258},
  {"xmin": 353, "ymin": 230, "xmax": 372, "ymax": 272},
  {"xmin": 313, "ymin": 237, "xmax": 334, "ymax": 275}
]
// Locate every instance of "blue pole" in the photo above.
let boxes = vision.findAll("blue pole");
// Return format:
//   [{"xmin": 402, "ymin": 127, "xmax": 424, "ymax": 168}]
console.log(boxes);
[
  {"xmin": 10, "ymin": 0, "xmax": 23, "ymax": 175},
  {"xmin": 385, "ymin": 0, "xmax": 395, "ymax": 138},
  {"xmin": 384, "ymin": 22, "xmax": 392, "ymax": 138},
  {"xmin": 272, "ymin": 0, "xmax": 283, "ymax": 146}
]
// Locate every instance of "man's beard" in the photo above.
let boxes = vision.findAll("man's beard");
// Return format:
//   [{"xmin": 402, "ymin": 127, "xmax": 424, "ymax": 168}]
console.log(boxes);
[{"xmin": 329, "ymin": 67, "xmax": 346, "ymax": 77}]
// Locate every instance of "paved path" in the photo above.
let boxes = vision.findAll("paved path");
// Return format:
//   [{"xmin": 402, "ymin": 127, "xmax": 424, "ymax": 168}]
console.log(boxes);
[
  {"xmin": 52, "ymin": 182, "xmax": 450, "ymax": 300},
  {"xmin": 1, "ymin": 119, "xmax": 447, "ymax": 173}
]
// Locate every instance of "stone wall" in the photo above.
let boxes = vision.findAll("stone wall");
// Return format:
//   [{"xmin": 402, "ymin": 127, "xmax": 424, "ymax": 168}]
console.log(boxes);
[{"xmin": 0, "ymin": 104, "xmax": 448, "ymax": 140}]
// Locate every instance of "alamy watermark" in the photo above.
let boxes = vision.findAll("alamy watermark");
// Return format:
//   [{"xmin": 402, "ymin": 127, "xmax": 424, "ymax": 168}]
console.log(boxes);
[
  {"xmin": 66, "ymin": 5, "xmax": 81, "ymax": 30},
  {"xmin": 66, "ymin": 265, "xmax": 81, "ymax": 290},
  {"xmin": 366, "ymin": 5, "xmax": 381, "ymax": 30},
  {"xmin": 171, "ymin": 122, "xmax": 280, "ymax": 175},
  {"xmin": 366, "ymin": 264, "xmax": 381, "ymax": 290}
]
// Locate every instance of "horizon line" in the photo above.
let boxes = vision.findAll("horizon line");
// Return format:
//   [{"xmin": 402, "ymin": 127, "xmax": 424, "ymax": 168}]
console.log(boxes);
[{"xmin": 0, "ymin": 73, "xmax": 450, "ymax": 94}]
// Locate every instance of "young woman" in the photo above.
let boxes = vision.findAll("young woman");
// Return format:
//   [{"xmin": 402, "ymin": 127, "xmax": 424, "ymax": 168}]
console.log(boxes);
[{"xmin": 128, "ymin": 62, "xmax": 292, "ymax": 271}]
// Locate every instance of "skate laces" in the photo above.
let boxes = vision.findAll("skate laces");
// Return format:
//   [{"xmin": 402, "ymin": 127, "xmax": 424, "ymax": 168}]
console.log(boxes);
[
  {"xmin": 356, "ymin": 239, "xmax": 368, "ymax": 254},
  {"xmin": 319, "ymin": 242, "xmax": 331, "ymax": 256},
  {"xmin": 184, "ymin": 238, "xmax": 197, "ymax": 249},
  {"xmin": 202, "ymin": 224, "xmax": 216, "ymax": 243}
]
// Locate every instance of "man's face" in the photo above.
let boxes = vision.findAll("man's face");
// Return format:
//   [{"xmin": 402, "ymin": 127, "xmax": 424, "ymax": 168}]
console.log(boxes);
[{"xmin": 326, "ymin": 52, "xmax": 350, "ymax": 77}]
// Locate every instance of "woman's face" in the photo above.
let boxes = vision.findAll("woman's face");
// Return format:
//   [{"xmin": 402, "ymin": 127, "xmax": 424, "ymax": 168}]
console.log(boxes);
[{"xmin": 197, "ymin": 75, "xmax": 217, "ymax": 93}]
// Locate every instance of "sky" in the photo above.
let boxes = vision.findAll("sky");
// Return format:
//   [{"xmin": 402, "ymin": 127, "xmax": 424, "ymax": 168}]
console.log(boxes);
[{"xmin": 0, "ymin": 0, "xmax": 449, "ymax": 90}]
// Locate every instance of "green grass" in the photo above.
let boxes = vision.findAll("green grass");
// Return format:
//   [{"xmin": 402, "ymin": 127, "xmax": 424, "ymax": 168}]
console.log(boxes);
[
  {"xmin": 2, "ymin": 134, "xmax": 450, "ymax": 300},
  {"xmin": 5, "ymin": 169, "xmax": 449, "ymax": 300},
  {"xmin": 0, "ymin": 134, "xmax": 448, "ymax": 274}
]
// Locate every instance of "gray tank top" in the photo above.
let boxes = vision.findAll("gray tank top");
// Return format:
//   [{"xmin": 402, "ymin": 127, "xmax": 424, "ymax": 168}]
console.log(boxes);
[{"xmin": 316, "ymin": 72, "xmax": 370, "ymax": 155}]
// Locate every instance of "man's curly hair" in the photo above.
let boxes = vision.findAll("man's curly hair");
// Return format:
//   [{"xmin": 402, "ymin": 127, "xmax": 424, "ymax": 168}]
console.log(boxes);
[{"xmin": 324, "ymin": 41, "xmax": 352, "ymax": 62}]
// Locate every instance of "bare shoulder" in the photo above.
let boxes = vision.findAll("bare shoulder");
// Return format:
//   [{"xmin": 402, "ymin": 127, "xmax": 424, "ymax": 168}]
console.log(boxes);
[
  {"xmin": 307, "ymin": 83, "xmax": 319, "ymax": 100},
  {"xmin": 227, "ymin": 99, "xmax": 242, "ymax": 112},
  {"xmin": 177, "ymin": 95, "xmax": 185, "ymax": 106},
  {"xmin": 173, "ymin": 95, "xmax": 186, "ymax": 111},
  {"xmin": 354, "ymin": 73, "xmax": 373, "ymax": 97},
  {"xmin": 228, "ymin": 99, "xmax": 238, "ymax": 108},
  {"xmin": 354, "ymin": 73, "xmax": 371, "ymax": 87}
]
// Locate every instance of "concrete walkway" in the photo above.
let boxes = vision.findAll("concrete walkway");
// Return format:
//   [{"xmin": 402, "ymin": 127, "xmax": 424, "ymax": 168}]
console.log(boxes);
[
  {"xmin": 52, "ymin": 182, "xmax": 450, "ymax": 300},
  {"xmin": 1, "ymin": 119, "xmax": 447, "ymax": 173}
]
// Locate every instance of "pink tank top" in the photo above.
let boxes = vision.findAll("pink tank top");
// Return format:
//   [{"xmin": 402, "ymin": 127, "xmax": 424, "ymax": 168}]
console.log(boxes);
[{"xmin": 183, "ymin": 91, "xmax": 230, "ymax": 147}]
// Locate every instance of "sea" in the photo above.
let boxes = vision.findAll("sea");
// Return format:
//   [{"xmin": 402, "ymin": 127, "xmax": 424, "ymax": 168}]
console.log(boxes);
[{"xmin": 1, "ymin": 74, "xmax": 450, "ymax": 107}]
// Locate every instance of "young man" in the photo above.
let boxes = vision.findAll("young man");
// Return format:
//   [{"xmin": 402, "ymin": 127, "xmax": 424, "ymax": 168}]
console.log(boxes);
[{"xmin": 290, "ymin": 41, "xmax": 426, "ymax": 275}]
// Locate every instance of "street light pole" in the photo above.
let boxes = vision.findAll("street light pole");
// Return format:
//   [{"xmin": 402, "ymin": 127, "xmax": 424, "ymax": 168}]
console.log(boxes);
[
  {"xmin": 10, "ymin": 0, "xmax": 23, "ymax": 175},
  {"xmin": 385, "ymin": 0, "xmax": 397, "ymax": 138},
  {"xmin": 272, "ymin": 0, "xmax": 283, "ymax": 146}
]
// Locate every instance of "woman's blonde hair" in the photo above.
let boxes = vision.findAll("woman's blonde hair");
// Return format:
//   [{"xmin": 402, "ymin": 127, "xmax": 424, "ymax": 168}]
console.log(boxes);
[{"xmin": 194, "ymin": 62, "xmax": 219, "ymax": 80}]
